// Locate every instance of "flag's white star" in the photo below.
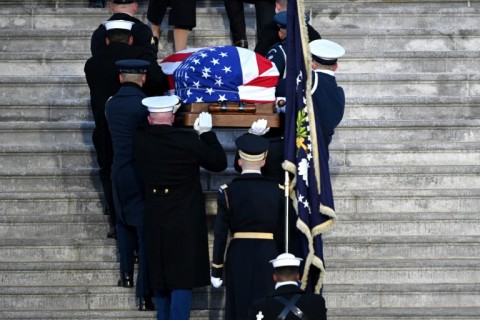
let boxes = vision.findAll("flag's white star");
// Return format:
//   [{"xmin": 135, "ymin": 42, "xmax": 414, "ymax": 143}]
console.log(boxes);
[
  {"xmin": 298, "ymin": 194, "xmax": 304, "ymax": 203},
  {"xmin": 190, "ymin": 66, "xmax": 195, "ymax": 71},
  {"xmin": 222, "ymin": 66, "xmax": 232, "ymax": 73},
  {"xmin": 195, "ymin": 96, "xmax": 204, "ymax": 102},
  {"xmin": 205, "ymin": 88, "xmax": 214, "ymax": 95},
  {"xmin": 202, "ymin": 67, "xmax": 211, "ymax": 73},
  {"xmin": 200, "ymin": 52, "xmax": 208, "ymax": 58},
  {"xmin": 193, "ymin": 58, "xmax": 201, "ymax": 65},
  {"xmin": 211, "ymin": 58, "xmax": 220, "ymax": 65},
  {"xmin": 219, "ymin": 52, "xmax": 228, "ymax": 58},
  {"xmin": 202, "ymin": 71, "xmax": 210, "ymax": 79},
  {"xmin": 218, "ymin": 94, "xmax": 227, "ymax": 102},
  {"xmin": 184, "ymin": 73, "xmax": 189, "ymax": 80},
  {"xmin": 307, "ymin": 153, "xmax": 313, "ymax": 161},
  {"xmin": 296, "ymin": 71, "xmax": 303, "ymax": 87},
  {"xmin": 215, "ymin": 78, "xmax": 224, "ymax": 86},
  {"xmin": 193, "ymin": 81, "xmax": 201, "ymax": 88},
  {"xmin": 208, "ymin": 47, "xmax": 216, "ymax": 52},
  {"xmin": 186, "ymin": 89, "xmax": 192, "ymax": 97}
]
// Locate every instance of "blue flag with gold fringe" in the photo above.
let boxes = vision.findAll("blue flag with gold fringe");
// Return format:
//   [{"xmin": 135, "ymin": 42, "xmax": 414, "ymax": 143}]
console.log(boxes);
[{"xmin": 283, "ymin": 0, "xmax": 337, "ymax": 293}]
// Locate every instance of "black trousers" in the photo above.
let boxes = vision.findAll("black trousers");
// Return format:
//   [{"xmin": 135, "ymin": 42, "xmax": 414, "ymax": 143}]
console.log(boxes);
[
  {"xmin": 92, "ymin": 125, "xmax": 115, "ymax": 222},
  {"xmin": 224, "ymin": 0, "xmax": 275, "ymax": 44}
]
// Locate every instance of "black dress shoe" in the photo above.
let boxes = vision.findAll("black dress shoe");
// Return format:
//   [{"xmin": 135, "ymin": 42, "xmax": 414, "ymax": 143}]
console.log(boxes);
[
  {"xmin": 138, "ymin": 296, "xmax": 155, "ymax": 311},
  {"xmin": 117, "ymin": 272, "xmax": 134, "ymax": 287},
  {"xmin": 234, "ymin": 39, "xmax": 248, "ymax": 49}
]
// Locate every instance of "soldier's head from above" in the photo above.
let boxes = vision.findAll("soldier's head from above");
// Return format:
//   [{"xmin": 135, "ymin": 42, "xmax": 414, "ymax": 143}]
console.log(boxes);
[
  {"xmin": 270, "ymin": 253, "xmax": 303, "ymax": 282},
  {"xmin": 115, "ymin": 59, "xmax": 149, "ymax": 85},
  {"xmin": 142, "ymin": 96, "xmax": 181, "ymax": 125},
  {"xmin": 235, "ymin": 133, "xmax": 269, "ymax": 170},
  {"xmin": 110, "ymin": 0, "xmax": 138, "ymax": 14},
  {"xmin": 104, "ymin": 20, "xmax": 134, "ymax": 44}
]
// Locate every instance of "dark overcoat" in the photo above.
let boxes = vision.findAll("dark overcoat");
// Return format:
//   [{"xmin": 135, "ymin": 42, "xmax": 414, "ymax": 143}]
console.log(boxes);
[
  {"xmin": 212, "ymin": 173, "xmax": 286, "ymax": 320},
  {"xmin": 105, "ymin": 83, "xmax": 148, "ymax": 227},
  {"xmin": 134, "ymin": 127, "xmax": 227, "ymax": 290},
  {"xmin": 250, "ymin": 284, "xmax": 327, "ymax": 320},
  {"xmin": 311, "ymin": 70, "xmax": 345, "ymax": 149},
  {"xmin": 90, "ymin": 12, "xmax": 156, "ymax": 56}
]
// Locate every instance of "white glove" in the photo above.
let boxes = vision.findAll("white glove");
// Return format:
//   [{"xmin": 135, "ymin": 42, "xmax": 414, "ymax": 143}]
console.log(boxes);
[
  {"xmin": 248, "ymin": 118, "xmax": 270, "ymax": 136},
  {"xmin": 211, "ymin": 276, "xmax": 223, "ymax": 288},
  {"xmin": 194, "ymin": 112, "xmax": 212, "ymax": 135},
  {"xmin": 172, "ymin": 97, "xmax": 182, "ymax": 114}
]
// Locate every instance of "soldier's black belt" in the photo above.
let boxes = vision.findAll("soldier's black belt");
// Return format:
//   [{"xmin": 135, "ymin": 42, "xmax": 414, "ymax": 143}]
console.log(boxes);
[{"xmin": 274, "ymin": 294, "xmax": 308, "ymax": 320}]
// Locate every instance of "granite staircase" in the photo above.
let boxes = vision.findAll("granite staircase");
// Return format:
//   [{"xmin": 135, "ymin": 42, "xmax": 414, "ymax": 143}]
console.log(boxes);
[{"xmin": 0, "ymin": 0, "xmax": 479, "ymax": 319}]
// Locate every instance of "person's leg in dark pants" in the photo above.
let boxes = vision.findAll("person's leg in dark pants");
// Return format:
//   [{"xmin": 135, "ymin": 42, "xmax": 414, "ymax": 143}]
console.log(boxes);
[
  {"xmin": 116, "ymin": 223, "xmax": 136, "ymax": 287},
  {"xmin": 224, "ymin": 0, "xmax": 248, "ymax": 47},
  {"xmin": 254, "ymin": 0, "xmax": 275, "ymax": 42}
]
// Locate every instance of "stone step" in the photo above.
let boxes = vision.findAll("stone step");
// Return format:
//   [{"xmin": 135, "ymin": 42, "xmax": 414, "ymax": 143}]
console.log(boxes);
[
  {"xmin": 324, "ymin": 235, "xmax": 480, "ymax": 260},
  {"xmin": 0, "ymin": 283, "xmax": 478, "ymax": 312},
  {"xmin": 2, "ymin": 142, "xmax": 480, "ymax": 173},
  {"xmin": 1, "ymin": 73, "xmax": 479, "ymax": 102},
  {"xmin": 2, "ymin": 118, "xmax": 480, "ymax": 147},
  {"xmin": 1, "ymin": 6, "xmax": 478, "ymax": 32},
  {"xmin": 0, "ymin": 259, "xmax": 478, "ymax": 287},
  {"xmin": 1, "ymin": 165, "xmax": 479, "ymax": 194},
  {"xmin": 3, "ymin": 28, "xmax": 480, "ymax": 54},
  {"xmin": 1, "ymin": 235, "xmax": 479, "ymax": 263},
  {"xmin": 2, "ymin": 209, "xmax": 478, "ymax": 240},
  {"xmin": 0, "ymin": 286, "xmax": 224, "ymax": 312},
  {"xmin": 2, "ymin": 96, "xmax": 479, "ymax": 123},
  {"xmin": 326, "ymin": 259, "xmax": 480, "ymax": 285},
  {"xmin": 1, "ymin": 309, "xmax": 480, "ymax": 320},
  {"xmin": 1, "ymin": 187, "xmax": 478, "ymax": 216},
  {"xmin": 2, "ymin": 50, "xmax": 480, "ymax": 76}
]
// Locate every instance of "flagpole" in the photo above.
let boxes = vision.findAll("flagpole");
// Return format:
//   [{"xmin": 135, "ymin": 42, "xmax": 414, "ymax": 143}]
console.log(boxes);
[{"xmin": 284, "ymin": 170, "xmax": 290, "ymax": 253}]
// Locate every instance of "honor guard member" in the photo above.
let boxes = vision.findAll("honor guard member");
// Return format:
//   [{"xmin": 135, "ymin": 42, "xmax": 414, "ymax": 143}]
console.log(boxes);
[
  {"xmin": 309, "ymin": 39, "xmax": 346, "ymax": 155},
  {"xmin": 105, "ymin": 60, "xmax": 154, "ymax": 311},
  {"xmin": 266, "ymin": 11, "xmax": 288, "ymax": 79},
  {"xmin": 85, "ymin": 20, "xmax": 168, "ymax": 239},
  {"xmin": 211, "ymin": 133, "xmax": 286, "ymax": 320},
  {"xmin": 255, "ymin": 0, "xmax": 321, "ymax": 56},
  {"xmin": 133, "ymin": 98, "xmax": 227, "ymax": 320},
  {"xmin": 250, "ymin": 253, "xmax": 327, "ymax": 320},
  {"xmin": 91, "ymin": 0, "xmax": 157, "ymax": 56}
]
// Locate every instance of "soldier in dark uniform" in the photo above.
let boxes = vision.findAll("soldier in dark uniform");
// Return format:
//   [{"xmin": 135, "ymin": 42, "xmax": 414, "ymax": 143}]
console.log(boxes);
[
  {"xmin": 211, "ymin": 134, "xmax": 286, "ymax": 320},
  {"xmin": 105, "ymin": 59, "xmax": 155, "ymax": 310},
  {"xmin": 254, "ymin": 0, "xmax": 321, "ymax": 56},
  {"xmin": 250, "ymin": 253, "xmax": 327, "ymax": 320},
  {"xmin": 309, "ymin": 39, "xmax": 346, "ymax": 153},
  {"xmin": 133, "ymin": 101, "xmax": 227, "ymax": 320},
  {"xmin": 266, "ymin": 11, "xmax": 288, "ymax": 79},
  {"xmin": 85, "ymin": 20, "xmax": 168, "ymax": 239},
  {"xmin": 90, "ymin": 0, "xmax": 157, "ymax": 56}
]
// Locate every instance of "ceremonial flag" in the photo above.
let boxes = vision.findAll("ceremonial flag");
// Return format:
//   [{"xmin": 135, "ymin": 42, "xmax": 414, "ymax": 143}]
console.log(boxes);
[
  {"xmin": 173, "ymin": 46, "xmax": 279, "ymax": 104},
  {"xmin": 283, "ymin": 0, "xmax": 337, "ymax": 293},
  {"xmin": 159, "ymin": 48, "xmax": 200, "ymax": 92}
]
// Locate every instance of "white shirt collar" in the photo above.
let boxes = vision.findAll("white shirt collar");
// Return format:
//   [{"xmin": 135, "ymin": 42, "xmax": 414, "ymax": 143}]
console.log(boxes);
[
  {"xmin": 275, "ymin": 281, "xmax": 300, "ymax": 290},
  {"xmin": 315, "ymin": 69, "xmax": 335, "ymax": 77},
  {"xmin": 241, "ymin": 169, "xmax": 262, "ymax": 175}
]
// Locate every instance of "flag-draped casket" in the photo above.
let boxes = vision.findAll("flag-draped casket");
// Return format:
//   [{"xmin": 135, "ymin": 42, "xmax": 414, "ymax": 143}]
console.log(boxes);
[{"xmin": 160, "ymin": 46, "xmax": 281, "ymax": 127}]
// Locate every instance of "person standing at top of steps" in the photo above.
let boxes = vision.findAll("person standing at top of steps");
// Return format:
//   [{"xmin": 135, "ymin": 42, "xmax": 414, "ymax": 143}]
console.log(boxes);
[
  {"xmin": 224, "ymin": 0, "xmax": 276, "ymax": 49},
  {"xmin": 254, "ymin": 0, "xmax": 321, "ymax": 56},
  {"xmin": 309, "ymin": 39, "xmax": 346, "ymax": 154},
  {"xmin": 146, "ymin": 0, "xmax": 196, "ymax": 52},
  {"xmin": 250, "ymin": 253, "xmax": 327, "ymax": 320},
  {"xmin": 134, "ymin": 99, "xmax": 227, "ymax": 320},
  {"xmin": 91, "ymin": 0, "xmax": 157, "ymax": 56},
  {"xmin": 84, "ymin": 20, "xmax": 169, "ymax": 239},
  {"xmin": 105, "ymin": 59, "xmax": 157, "ymax": 311}
]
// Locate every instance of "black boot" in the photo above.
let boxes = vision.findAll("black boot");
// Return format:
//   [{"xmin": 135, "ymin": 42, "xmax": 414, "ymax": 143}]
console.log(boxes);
[
  {"xmin": 138, "ymin": 296, "xmax": 155, "ymax": 311},
  {"xmin": 105, "ymin": 208, "xmax": 117, "ymax": 239},
  {"xmin": 118, "ymin": 272, "xmax": 134, "ymax": 287}
]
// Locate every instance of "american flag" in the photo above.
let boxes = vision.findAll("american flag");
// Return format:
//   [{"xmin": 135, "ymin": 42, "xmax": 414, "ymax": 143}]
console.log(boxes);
[
  {"xmin": 283, "ymin": 0, "xmax": 337, "ymax": 293},
  {"xmin": 159, "ymin": 48, "xmax": 200, "ymax": 92},
  {"xmin": 173, "ymin": 46, "xmax": 279, "ymax": 103}
]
